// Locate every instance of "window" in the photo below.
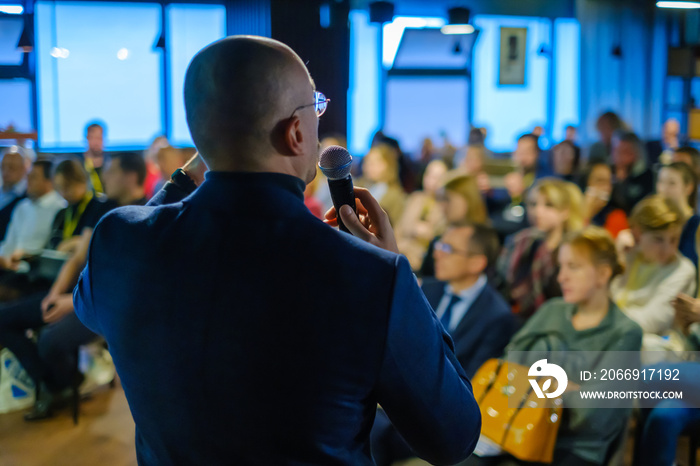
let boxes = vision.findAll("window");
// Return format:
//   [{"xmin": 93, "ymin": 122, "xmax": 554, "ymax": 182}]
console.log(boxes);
[{"xmin": 36, "ymin": 1, "xmax": 163, "ymax": 150}]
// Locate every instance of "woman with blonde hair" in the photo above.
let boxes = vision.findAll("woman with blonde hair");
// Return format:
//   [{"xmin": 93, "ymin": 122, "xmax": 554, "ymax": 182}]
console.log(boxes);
[
  {"xmin": 418, "ymin": 172, "xmax": 489, "ymax": 276},
  {"xmin": 497, "ymin": 177, "xmax": 584, "ymax": 320},
  {"xmin": 478, "ymin": 227, "xmax": 642, "ymax": 466},
  {"xmin": 359, "ymin": 143, "xmax": 406, "ymax": 226},
  {"xmin": 441, "ymin": 172, "xmax": 489, "ymax": 225},
  {"xmin": 611, "ymin": 195, "xmax": 696, "ymax": 337},
  {"xmin": 395, "ymin": 160, "xmax": 448, "ymax": 270}
]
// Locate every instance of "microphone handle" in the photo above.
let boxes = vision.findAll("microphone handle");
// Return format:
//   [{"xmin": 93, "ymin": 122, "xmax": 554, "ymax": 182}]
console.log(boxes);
[{"xmin": 328, "ymin": 176, "xmax": 356, "ymax": 234}]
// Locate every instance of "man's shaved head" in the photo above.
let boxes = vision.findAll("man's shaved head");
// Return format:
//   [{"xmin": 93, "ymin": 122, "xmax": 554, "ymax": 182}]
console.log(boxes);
[{"xmin": 184, "ymin": 36, "xmax": 313, "ymax": 171}]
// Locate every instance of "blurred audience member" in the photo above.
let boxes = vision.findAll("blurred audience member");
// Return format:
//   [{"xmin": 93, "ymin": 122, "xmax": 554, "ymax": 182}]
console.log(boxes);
[
  {"xmin": 143, "ymin": 135, "xmax": 170, "ymax": 199},
  {"xmin": 460, "ymin": 145, "xmax": 487, "ymax": 177},
  {"xmin": 0, "ymin": 147, "xmax": 29, "ymax": 241},
  {"xmin": 372, "ymin": 224, "xmax": 516, "ymax": 466},
  {"xmin": 672, "ymin": 146, "xmax": 700, "ymax": 210},
  {"xmin": 155, "ymin": 146, "xmax": 190, "ymax": 194},
  {"xmin": 0, "ymin": 160, "xmax": 65, "ymax": 271},
  {"xmin": 565, "ymin": 124, "xmax": 578, "ymax": 143},
  {"xmin": 396, "ymin": 160, "xmax": 448, "ymax": 269},
  {"xmin": 359, "ymin": 143, "xmax": 406, "ymax": 226},
  {"xmin": 583, "ymin": 163, "xmax": 628, "ymax": 238},
  {"xmin": 102, "ymin": 152, "xmax": 148, "ymax": 208},
  {"xmin": 468, "ymin": 127, "xmax": 486, "ymax": 146},
  {"xmin": 48, "ymin": 159, "xmax": 110, "ymax": 253},
  {"xmin": 472, "ymin": 227, "xmax": 642, "ymax": 466},
  {"xmin": 429, "ymin": 224, "xmax": 517, "ymax": 376},
  {"xmin": 647, "ymin": 118, "xmax": 682, "ymax": 167},
  {"xmin": 552, "ymin": 140, "xmax": 581, "ymax": 182},
  {"xmin": 438, "ymin": 131, "xmax": 458, "ymax": 169},
  {"xmin": 610, "ymin": 131, "xmax": 654, "ymax": 214},
  {"xmin": 418, "ymin": 137, "xmax": 437, "ymax": 167},
  {"xmin": 672, "ymin": 146, "xmax": 700, "ymax": 179},
  {"xmin": 454, "ymin": 128, "xmax": 492, "ymax": 168},
  {"xmin": 611, "ymin": 196, "xmax": 696, "ymax": 337},
  {"xmin": 0, "ymin": 152, "xmax": 148, "ymax": 420},
  {"xmin": 634, "ymin": 360, "xmax": 700, "ymax": 466},
  {"xmin": 485, "ymin": 133, "xmax": 552, "ymax": 241},
  {"xmin": 589, "ymin": 111, "xmax": 624, "ymax": 164},
  {"xmin": 656, "ymin": 162, "xmax": 699, "ymax": 266},
  {"xmin": 497, "ymin": 178, "xmax": 584, "ymax": 321},
  {"xmin": 83, "ymin": 122, "xmax": 106, "ymax": 195},
  {"xmin": 371, "ymin": 131, "xmax": 418, "ymax": 193},
  {"xmin": 419, "ymin": 173, "xmax": 489, "ymax": 277}
]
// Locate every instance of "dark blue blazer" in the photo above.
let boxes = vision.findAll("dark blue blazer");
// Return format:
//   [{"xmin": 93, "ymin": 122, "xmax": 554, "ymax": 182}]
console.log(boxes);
[
  {"xmin": 421, "ymin": 278, "xmax": 519, "ymax": 378},
  {"xmin": 74, "ymin": 172, "xmax": 480, "ymax": 466}
]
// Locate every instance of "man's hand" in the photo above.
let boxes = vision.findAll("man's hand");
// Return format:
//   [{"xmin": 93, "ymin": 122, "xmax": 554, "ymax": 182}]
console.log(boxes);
[
  {"xmin": 56, "ymin": 236, "xmax": 83, "ymax": 255},
  {"xmin": 41, "ymin": 291, "xmax": 60, "ymax": 314},
  {"xmin": 324, "ymin": 187, "xmax": 399, "ymax": 254},
  {"xmin": 42, "ymin": 294, "xmax": 74, "ymax": 324},
  {"xmin": 182, "ymin": 152, "xmax": 208, "ymax": 187}
]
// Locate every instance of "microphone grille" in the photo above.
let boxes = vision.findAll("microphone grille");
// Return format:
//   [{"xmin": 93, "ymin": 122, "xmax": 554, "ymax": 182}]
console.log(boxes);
[{"xmin": 319, "ymin": 145, "xmax": 352, "ymax": 180}]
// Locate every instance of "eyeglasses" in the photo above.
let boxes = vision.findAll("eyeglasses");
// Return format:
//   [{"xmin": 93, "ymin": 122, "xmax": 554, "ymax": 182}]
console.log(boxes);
[
  {"xmin": 290, "ymin": 91, "xmax": 330, "ymax": 118},
  {"xmin": 434, "ymin": 241, "xmax": 472, "ymax": 256}
]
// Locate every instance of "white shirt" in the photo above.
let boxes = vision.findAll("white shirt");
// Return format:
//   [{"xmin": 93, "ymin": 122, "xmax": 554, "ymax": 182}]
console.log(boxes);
[
  {"xmin": 435, "ymin": 274, "xmax": 488, "ymax": 332},
  {"xmin": 0, "ymin": 190, "xmax": 66, "ymax": 258}
]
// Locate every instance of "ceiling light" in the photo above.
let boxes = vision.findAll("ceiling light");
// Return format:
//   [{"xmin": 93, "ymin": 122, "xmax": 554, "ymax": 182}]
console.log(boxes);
[{"xmin": 657, "ymin": 1, "xmax": 700, "ymax": 8}]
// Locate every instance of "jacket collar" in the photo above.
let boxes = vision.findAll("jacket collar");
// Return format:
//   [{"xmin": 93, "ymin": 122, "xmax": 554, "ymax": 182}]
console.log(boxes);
[{"xmin": 190, "ymin": 171, "xmax": 307, "ymax": 209}]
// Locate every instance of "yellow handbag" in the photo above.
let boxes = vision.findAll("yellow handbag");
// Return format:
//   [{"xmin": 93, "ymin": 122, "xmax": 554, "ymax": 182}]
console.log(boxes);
[{"xmin": 472, "ymin": 358, "xmax": 563, "ymax": 464}]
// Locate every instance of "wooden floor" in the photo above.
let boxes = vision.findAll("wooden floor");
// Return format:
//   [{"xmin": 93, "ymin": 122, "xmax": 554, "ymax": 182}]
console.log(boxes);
[{"xmin": 0, "ymin": 380, "xmax": 137, "ymax": 466}]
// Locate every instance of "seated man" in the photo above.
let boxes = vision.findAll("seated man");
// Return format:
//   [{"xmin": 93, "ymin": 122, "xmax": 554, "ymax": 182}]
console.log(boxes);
[
  {"xmin": 0, "ymin": 152, "xmax": 147, "ymax": 421},
  {"xmin": 426, "ymin": 223, "xmax": 519, "ymax": 377},
  {"xmin": 610, "ymin": 131, "xmax": 654, "ymax": 214},
  {"xmin": 0, "ymin": 147, "xmax": 29, "ymax": 241},
  {"xmin": 0, "ymin": 159, "xmax": 109, "ymax": 301},
  {"xmin": 372, "ymin": 223, "xmax": 517, "ymax": 466},
  {"xmin": 0, "ymin": 160, "xmax": 66, "ymax": 271}
]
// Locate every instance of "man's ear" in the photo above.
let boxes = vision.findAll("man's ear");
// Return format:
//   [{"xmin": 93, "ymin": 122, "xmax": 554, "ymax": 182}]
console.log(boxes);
[{"xmin": 283, "ymin": 115, "xmax": 305, "ymax": 156}]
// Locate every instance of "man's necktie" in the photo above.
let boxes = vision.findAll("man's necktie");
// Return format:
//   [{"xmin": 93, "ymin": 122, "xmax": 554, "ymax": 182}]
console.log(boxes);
[{"xmin": 440, "ymin": 294, "xmax": 461, "ymax": 331}]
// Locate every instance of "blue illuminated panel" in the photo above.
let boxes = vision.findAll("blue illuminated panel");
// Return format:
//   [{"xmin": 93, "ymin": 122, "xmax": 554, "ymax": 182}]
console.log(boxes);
[
  {"xmin": 472, "ymin": 15, "xmax": 550, "ymax": 152},
  {"xmin": 348, "ymin": 9, "xmax": 380, "ymax": 156},
  {"xmin": 167, "ymin": 3, "xmax": 226, "ymax": 146}
]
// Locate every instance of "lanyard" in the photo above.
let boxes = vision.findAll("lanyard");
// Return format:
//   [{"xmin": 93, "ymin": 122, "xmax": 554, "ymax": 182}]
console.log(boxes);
[
  {"xmin": 84, "ymin": 157, "xmax": 104, "ymax": 194},
  {"xmin": 63, "ymin": 191, "xmax": 93, "ymax": 240}
]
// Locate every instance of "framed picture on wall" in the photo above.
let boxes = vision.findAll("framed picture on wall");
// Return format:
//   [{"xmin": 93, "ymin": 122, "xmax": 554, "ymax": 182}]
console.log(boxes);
[{"xmin": 499, "ymin": 27, "xmax": 527, "ymax": 85}]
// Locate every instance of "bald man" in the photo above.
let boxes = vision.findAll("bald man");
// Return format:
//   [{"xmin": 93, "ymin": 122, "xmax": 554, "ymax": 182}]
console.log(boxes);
[{"xmin": 74, "ymin": 36, "xmax": 480, "ymax": 465}]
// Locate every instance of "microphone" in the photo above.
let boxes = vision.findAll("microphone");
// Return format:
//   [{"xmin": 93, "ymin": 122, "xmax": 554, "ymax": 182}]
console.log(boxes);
[{"xmin": 319, "ymin": 145, "xmax": 357, "ymax": 234}]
